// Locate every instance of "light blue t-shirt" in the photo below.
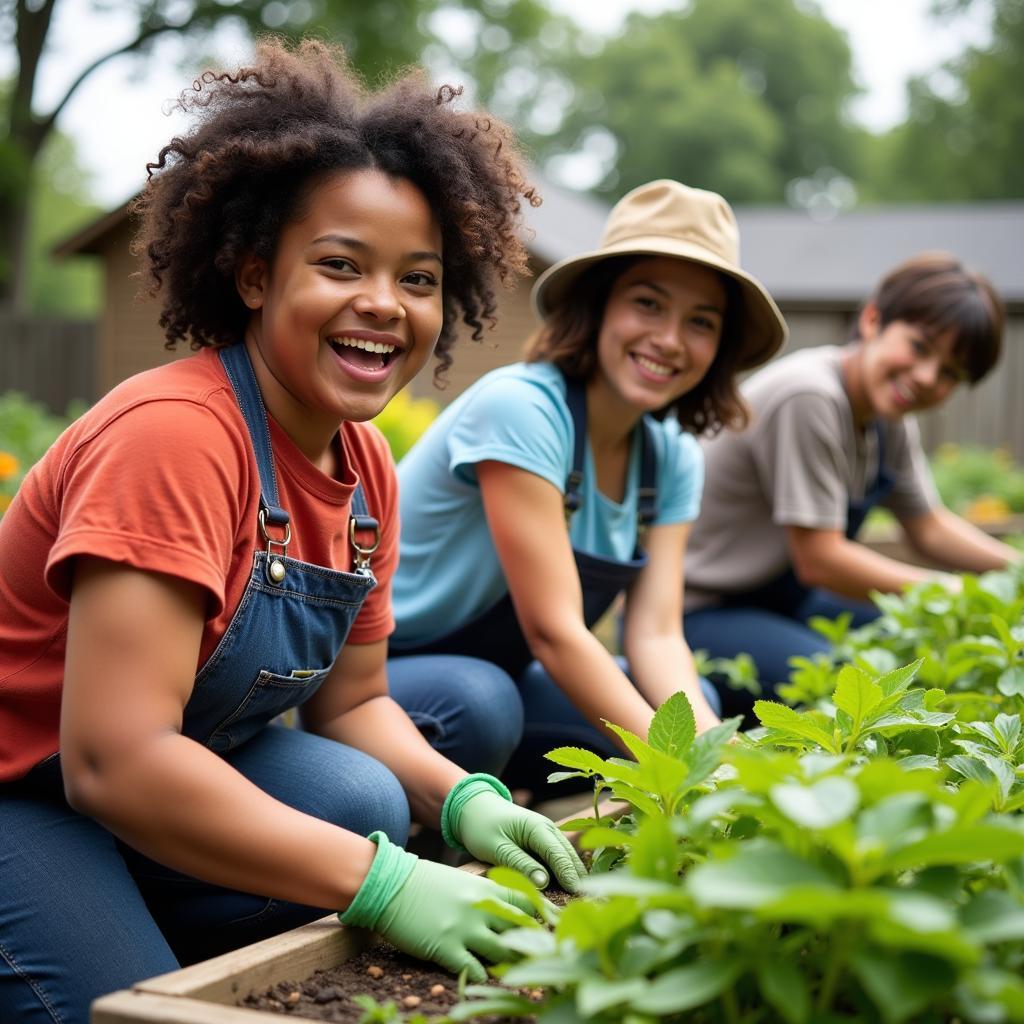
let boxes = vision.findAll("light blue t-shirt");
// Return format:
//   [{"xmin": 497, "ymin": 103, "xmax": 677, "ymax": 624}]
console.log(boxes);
[{"xmin": 392, "ymin": 362, "xmax": 704, "ymax": 646}]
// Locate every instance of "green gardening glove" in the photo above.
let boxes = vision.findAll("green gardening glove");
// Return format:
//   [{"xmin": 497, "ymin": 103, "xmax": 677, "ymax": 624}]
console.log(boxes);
[
  {"xmin": 340, "ymin": 831, "xmax": 538, "ymax": 982},
  {"xmin": 442, "ymin": 774, "xmax": 587, "ymax": 892}
]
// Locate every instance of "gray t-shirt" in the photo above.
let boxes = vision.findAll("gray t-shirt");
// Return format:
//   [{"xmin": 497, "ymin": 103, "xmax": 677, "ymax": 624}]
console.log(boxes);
[{"xmin": 684, "ymin": 345, "xmax": 939, "ymax": 609}]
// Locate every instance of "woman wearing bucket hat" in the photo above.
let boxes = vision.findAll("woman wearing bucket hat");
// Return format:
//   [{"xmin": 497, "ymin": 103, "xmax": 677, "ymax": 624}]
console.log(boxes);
[
  {"xmin": 682, "ymin": 252, "xmax": 1019, "ymax": 724},
  {"xmin": 387, "ymin": 179, "xmax": 786, "ymax": 792}
]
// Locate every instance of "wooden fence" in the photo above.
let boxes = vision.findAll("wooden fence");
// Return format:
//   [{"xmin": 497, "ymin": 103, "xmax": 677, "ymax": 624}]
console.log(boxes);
[{"xmin": 0, "ymin": 315, "xmax": 96, "ymax": 414}]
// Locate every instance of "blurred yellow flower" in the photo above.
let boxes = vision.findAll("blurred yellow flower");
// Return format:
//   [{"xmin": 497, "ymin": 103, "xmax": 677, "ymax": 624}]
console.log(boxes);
[
  {"xmin": 0, "ymin": 452, "xmax": 20, "ymax": 481},
  {"xmin": 935, "ymin": 443, "xmax": 960, "ymax": 464},
  {"xmin": 964, "ymin": 494, "xmax": 1011, "ymax": 524}
]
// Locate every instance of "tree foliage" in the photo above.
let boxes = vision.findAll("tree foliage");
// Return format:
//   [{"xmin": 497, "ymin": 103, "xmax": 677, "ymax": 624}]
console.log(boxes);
[
  {"xmin": 0, "ymin": 0, "xmax": 552, "ymax": 313},
  {"xmin": 509, "ymin": 0, "xmax": 862, "ymax": 203},
  {"xmin": 865, "ymin": 0, "xmax": 1024, "ymax": 201}
]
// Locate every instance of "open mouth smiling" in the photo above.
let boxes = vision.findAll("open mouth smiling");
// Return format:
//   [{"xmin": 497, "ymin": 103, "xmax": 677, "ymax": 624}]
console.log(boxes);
[
  {"xmin": 329, "ymin": 336, "xmax": 399, "ymax": 370},
  {"xmin": 631, "ymin": 353, "xmax": 676, "ymax": 378}
]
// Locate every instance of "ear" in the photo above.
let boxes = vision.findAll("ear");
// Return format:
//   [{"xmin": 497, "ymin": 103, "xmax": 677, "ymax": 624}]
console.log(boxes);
[
  {"xmin": 235, "ymin": 253, "xmax": 269, "ymax": 311},
  {"xmin": 858, "ymin": 300, "xmax": 881, "ymax": 341}
]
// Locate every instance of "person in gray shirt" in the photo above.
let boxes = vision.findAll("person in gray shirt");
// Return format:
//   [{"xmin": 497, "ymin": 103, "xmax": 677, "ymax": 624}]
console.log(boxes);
[{"xmin": 683, "ymin": 253, "xmax": 1020, "ymax": 720}]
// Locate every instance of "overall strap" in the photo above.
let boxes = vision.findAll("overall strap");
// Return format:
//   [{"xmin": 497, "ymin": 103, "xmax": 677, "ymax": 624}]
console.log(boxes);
[
  {"xmin": 873, "ymin": 420, "xmax": 887, "ymax": 479},
  {"xmin": 561, "ymin": 373, "xmax": 658, "ymax": 529},
  {"xmin": 218, "ymin": 344, "xmax": 290, "ymax": 531},
  {"xmin": 349, "ymin": 482, "xmax": 380, "ymax": 577},
  {"xmin": 637, "ymin": 419, "xmax": 658, "ymax": 528},
  {"xmin": 563, "ymin": 376, "xmax": 587, "ymax": 518}
]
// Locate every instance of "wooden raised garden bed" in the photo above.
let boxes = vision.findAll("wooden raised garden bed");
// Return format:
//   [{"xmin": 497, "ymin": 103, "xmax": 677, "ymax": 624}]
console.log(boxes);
[{"xmin": 91, "ymin": 801, "xmax": 606, "ymax": 1024}]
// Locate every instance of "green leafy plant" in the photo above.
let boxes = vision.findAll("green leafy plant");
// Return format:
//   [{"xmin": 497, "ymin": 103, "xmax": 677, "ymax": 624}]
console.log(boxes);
[
  {"xmin": 448, "ymin": 687, "xmax": 1024, "ymax": 1024},
  {"xmin": 0, "ymin": 391, "xmax": 85, "ymax": 517}
]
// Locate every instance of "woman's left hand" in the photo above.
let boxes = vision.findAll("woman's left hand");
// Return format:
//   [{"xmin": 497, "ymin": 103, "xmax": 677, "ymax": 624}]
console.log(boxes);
[{"xmin": 452, "ymin": 786, "xmax": 586, "ymax": 892}]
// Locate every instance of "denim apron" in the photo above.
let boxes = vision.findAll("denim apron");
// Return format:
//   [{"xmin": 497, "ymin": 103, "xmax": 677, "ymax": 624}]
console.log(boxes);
[
  {"xmin": 180, "ymin": 342, "xmax": 381, "ymax": 751},
  {"xmin": 720, "ymin": 421, "xmax": 895, "ymax": 618},
  {"xmin": 397, "ymin": 374, "xmax": 657, "ymax": 679}
]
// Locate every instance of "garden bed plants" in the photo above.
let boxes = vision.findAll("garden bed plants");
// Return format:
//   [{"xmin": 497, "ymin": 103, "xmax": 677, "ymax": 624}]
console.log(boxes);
[{"xmin": 95, "ymin": 562, "xmax": 1024, "ymax": 1024}]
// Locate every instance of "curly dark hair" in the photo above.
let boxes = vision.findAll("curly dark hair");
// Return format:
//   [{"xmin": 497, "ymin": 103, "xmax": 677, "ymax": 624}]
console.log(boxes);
[
  {"xmin": 523, "ymin": 256, "xmax": 750, "ymax": 435},
  {"xmin": 132, "ymin": 37, "xmax": 537, "ymax": 381}
]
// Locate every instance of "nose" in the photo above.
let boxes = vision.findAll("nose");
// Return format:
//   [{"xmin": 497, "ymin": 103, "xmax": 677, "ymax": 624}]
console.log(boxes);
[
  {"xmin": 652, "ymin": 320, "xmax": 685, "ymax": 353},
  {"xmin": 912, "ymin": 355, "xmax": 941, "ymax": 389},
  {"xmin": 352, "ymin": 276, "xmax": 405, "ymax": 322}
]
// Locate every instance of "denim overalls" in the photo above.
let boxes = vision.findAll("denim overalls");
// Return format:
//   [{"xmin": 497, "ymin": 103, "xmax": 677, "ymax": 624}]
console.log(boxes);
[
  {"xmin": 401, "ymin": 372, "xmax": 658, "ymax": 681},
  {"xmin": 181, "ymin": 342, "xmax": 381, "ymax": 749},
  {"xmin": 0, "ymin": 342, "xmax": 412, "ymax": 1024}
]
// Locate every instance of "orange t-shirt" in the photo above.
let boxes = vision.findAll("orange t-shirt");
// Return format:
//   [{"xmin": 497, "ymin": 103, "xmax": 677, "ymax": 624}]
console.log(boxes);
[{"xmin": 0, "ymin": 347, "xmax": 398, "ymax": 782}]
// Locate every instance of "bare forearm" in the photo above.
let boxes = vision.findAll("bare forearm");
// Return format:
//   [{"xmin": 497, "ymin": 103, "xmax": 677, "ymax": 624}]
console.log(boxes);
[
  {"xmin": 905, "ymin": 508, "xmax": 1021, "ymax": 573},
  {"xmin": 65, "ymin": 733, "xmax": 374, "ymax": 911},
  {"xmin": 531, "ymin": 627, "xmax": 656, "ymax": 747},
  {"xmin": 797, "ymin": 537, "xmax": 939, "ymax": 600},
  {"xmin": 312, "ymin": 695, "xmax": 463, "ymax": 827},
  {"xmin": 625, "ymin": 634, "xmax": 720, "ymax": 732}
]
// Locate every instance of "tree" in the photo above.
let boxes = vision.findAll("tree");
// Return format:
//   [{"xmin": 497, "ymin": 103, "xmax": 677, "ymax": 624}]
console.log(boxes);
[
  {"xmin": 0, "ymin": 0, "xmax": 553, "ymax": 313},
  {"xmin": 505, "ymin": 0, "xmax": 862, "ymax": 204},
  {"xmin": 865, "ymin": 0, "xmax": 1024, "ymax": 201},
  {"xmin": 29, "ymin": 131, "xmax": 101, "ymax": 316}
]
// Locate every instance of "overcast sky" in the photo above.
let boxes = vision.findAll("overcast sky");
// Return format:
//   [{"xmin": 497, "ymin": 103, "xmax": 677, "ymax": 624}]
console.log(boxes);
[{"xmin": 7, "ymin": 0, "xmax": 993, "ymax": 208}]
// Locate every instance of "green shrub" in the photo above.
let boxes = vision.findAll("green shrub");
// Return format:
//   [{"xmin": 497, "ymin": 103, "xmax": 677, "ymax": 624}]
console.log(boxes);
[{"xmin": 0, "ymin": 391, "xmax": 84, "ymax": 517}]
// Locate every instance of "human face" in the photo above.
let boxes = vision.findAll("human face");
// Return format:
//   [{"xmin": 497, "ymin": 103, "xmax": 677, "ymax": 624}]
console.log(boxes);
[
  {"xmin": 591, "ymin": 257, "xmax": 726, "ymax": 420},
  {"xmin": 237, "ymin": 169, "xmax": 443, "ymax": 457},
  {"xmin": 851, "ymin": 307, "xmax": 967, "ymax": 423}
]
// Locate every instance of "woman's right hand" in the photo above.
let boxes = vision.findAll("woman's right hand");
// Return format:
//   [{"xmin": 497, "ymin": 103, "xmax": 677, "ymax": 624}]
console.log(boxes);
[{"xmin": 340, "ymin": 832, "xmax": 542, "ymax": 982}]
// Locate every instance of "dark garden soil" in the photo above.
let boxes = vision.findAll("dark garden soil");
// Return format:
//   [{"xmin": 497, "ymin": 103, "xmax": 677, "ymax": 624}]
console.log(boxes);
[{"xmin": 240, "ymin": 889, "xmax": 573, "ymax": 1023}]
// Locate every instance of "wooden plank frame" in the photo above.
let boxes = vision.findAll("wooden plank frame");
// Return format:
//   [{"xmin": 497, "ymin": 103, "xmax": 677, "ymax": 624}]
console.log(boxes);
[{"xmin": 91, "ymin": 799, "xmax": 618, "ymax": 1023}]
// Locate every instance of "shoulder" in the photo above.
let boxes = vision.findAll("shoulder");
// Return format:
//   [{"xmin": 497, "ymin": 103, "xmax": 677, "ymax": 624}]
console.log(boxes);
[
  {"xmin": 462, "ymin": 362, "xmax": 569, "ymax": 418},
  {"xmin": 648, "ymin": 417, "xmax": 703, "ymax": 477},
  {"xmin": 745, "ymin": 346, "xmax": 848, "ymax": 411},
  {"xmin": 63, "ymin": 351, "xmax": 246, "ymax": 470}
]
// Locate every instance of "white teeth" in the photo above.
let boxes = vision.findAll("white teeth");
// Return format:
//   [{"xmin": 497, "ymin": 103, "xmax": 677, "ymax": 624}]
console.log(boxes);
[
  {"xmin": 634, "ymin": 354, "xmax": 673, "ymax": 377},
  {"xmin": 334, "ymin": 337, "xmax": 396, "ymax": 355}
]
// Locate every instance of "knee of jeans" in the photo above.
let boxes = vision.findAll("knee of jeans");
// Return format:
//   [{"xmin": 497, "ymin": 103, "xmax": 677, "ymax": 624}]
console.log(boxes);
[
  {"xmin": 322, "ymin": 754, "xmax": 411, "ymax": 846},
  {"xmin": 457, "ymin": 660, "xmax": 524, "ymax": 766}
]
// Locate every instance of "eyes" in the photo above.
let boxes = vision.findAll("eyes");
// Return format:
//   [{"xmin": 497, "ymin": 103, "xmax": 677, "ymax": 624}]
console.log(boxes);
[
  {"xmin": 909, "ymin": 335, "xmax": 966, "ymax": 384},
  {"xmin": 631, "ymin": 293, "xmax": 721, "ymax": 333},
  {"xmin": 317, "ymin": 257, "xmax": 439, "ymax": 290}
]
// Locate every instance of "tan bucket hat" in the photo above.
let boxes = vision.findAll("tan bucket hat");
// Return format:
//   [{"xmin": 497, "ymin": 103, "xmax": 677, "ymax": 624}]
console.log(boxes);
[{"xmin": 531, "ymin": 179, "xmax": 787, "ymax": 369}]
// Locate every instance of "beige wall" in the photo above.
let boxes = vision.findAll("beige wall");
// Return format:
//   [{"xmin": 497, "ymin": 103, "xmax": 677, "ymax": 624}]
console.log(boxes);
[{"xmin": 96, "ymin": 221, "xmax": 190, "ymax": 396}]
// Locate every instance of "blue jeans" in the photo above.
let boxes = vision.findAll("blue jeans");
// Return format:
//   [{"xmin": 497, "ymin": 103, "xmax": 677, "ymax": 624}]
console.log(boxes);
[
  {"xmin": 684, "ymin": 588, "xmax": 879, "ymax": 722},
  {"xmin": 0, "ymin": 656, "xmax": 521, "ymax": 1024},
  {"xmin": 0, "ymin": 728, "xmax": 407, "ymax": 1023},
  {"xmin": 387, "ymin": 654, "xmax": 523, "ymax": 774}
]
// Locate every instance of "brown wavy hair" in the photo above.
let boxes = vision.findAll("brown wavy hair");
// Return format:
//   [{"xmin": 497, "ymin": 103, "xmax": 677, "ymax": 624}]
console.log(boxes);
[
  {"xmin": 524, "ymin": 255, "xmax": 750, "ymax": 434},
  {"xmin": 866, "ymin": 252, "xmax": 1005, "ymax": 385},
  {"xmin": 132, "ymin": 37, "xmax": 537, "ymax": 382}
]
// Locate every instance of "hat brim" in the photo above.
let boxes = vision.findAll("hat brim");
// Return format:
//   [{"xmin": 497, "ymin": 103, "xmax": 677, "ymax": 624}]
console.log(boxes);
[{"xmin": 531, "ymin": 236, "xmax": 788, "ymax": 370}]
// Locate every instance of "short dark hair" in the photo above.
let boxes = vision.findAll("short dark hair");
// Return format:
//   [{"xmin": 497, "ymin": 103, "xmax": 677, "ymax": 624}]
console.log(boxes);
[
  {"xmin": 132, "ymin": 37, "xmax": 536, "ymax": 382},
  {"xmin": 869, "ymin": 252, "xmax": 1005, "ymax": 384},
  {"xmin": 523, "ymin": 255, "xmax": 749, "ymax": 434}
]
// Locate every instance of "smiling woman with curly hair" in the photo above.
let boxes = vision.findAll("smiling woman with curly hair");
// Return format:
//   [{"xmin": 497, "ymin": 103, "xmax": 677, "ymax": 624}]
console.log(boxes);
[
  {"xmin": 134, "ymin": 38, "xmax": 535, "ymax": 380},
  {"xmin": 0, "ymin": 38, "xmax": 585, "ymax": 1024}
]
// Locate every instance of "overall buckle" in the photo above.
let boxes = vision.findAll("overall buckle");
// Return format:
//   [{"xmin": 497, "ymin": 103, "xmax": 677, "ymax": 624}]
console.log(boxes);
[
  {"xmin": 259, "ymin": 507, "xmax": 292, "ymax": 584},
  {"xmin": 349, "ymin": 515, "xmax": 380, "ymax": 576}
]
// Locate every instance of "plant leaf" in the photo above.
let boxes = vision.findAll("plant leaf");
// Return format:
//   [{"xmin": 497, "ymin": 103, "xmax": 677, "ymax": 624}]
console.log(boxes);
[
  {"xmin": 631, "ymin": 959, "xmax": 744, "ymax": 1014},
  {"xmin": 755, "ymin": 958, "xmax": 810, "ymax": 1024},
  {"xmin": 647, "ymin": 690, "xmax": 696, "ymax": 758}
]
